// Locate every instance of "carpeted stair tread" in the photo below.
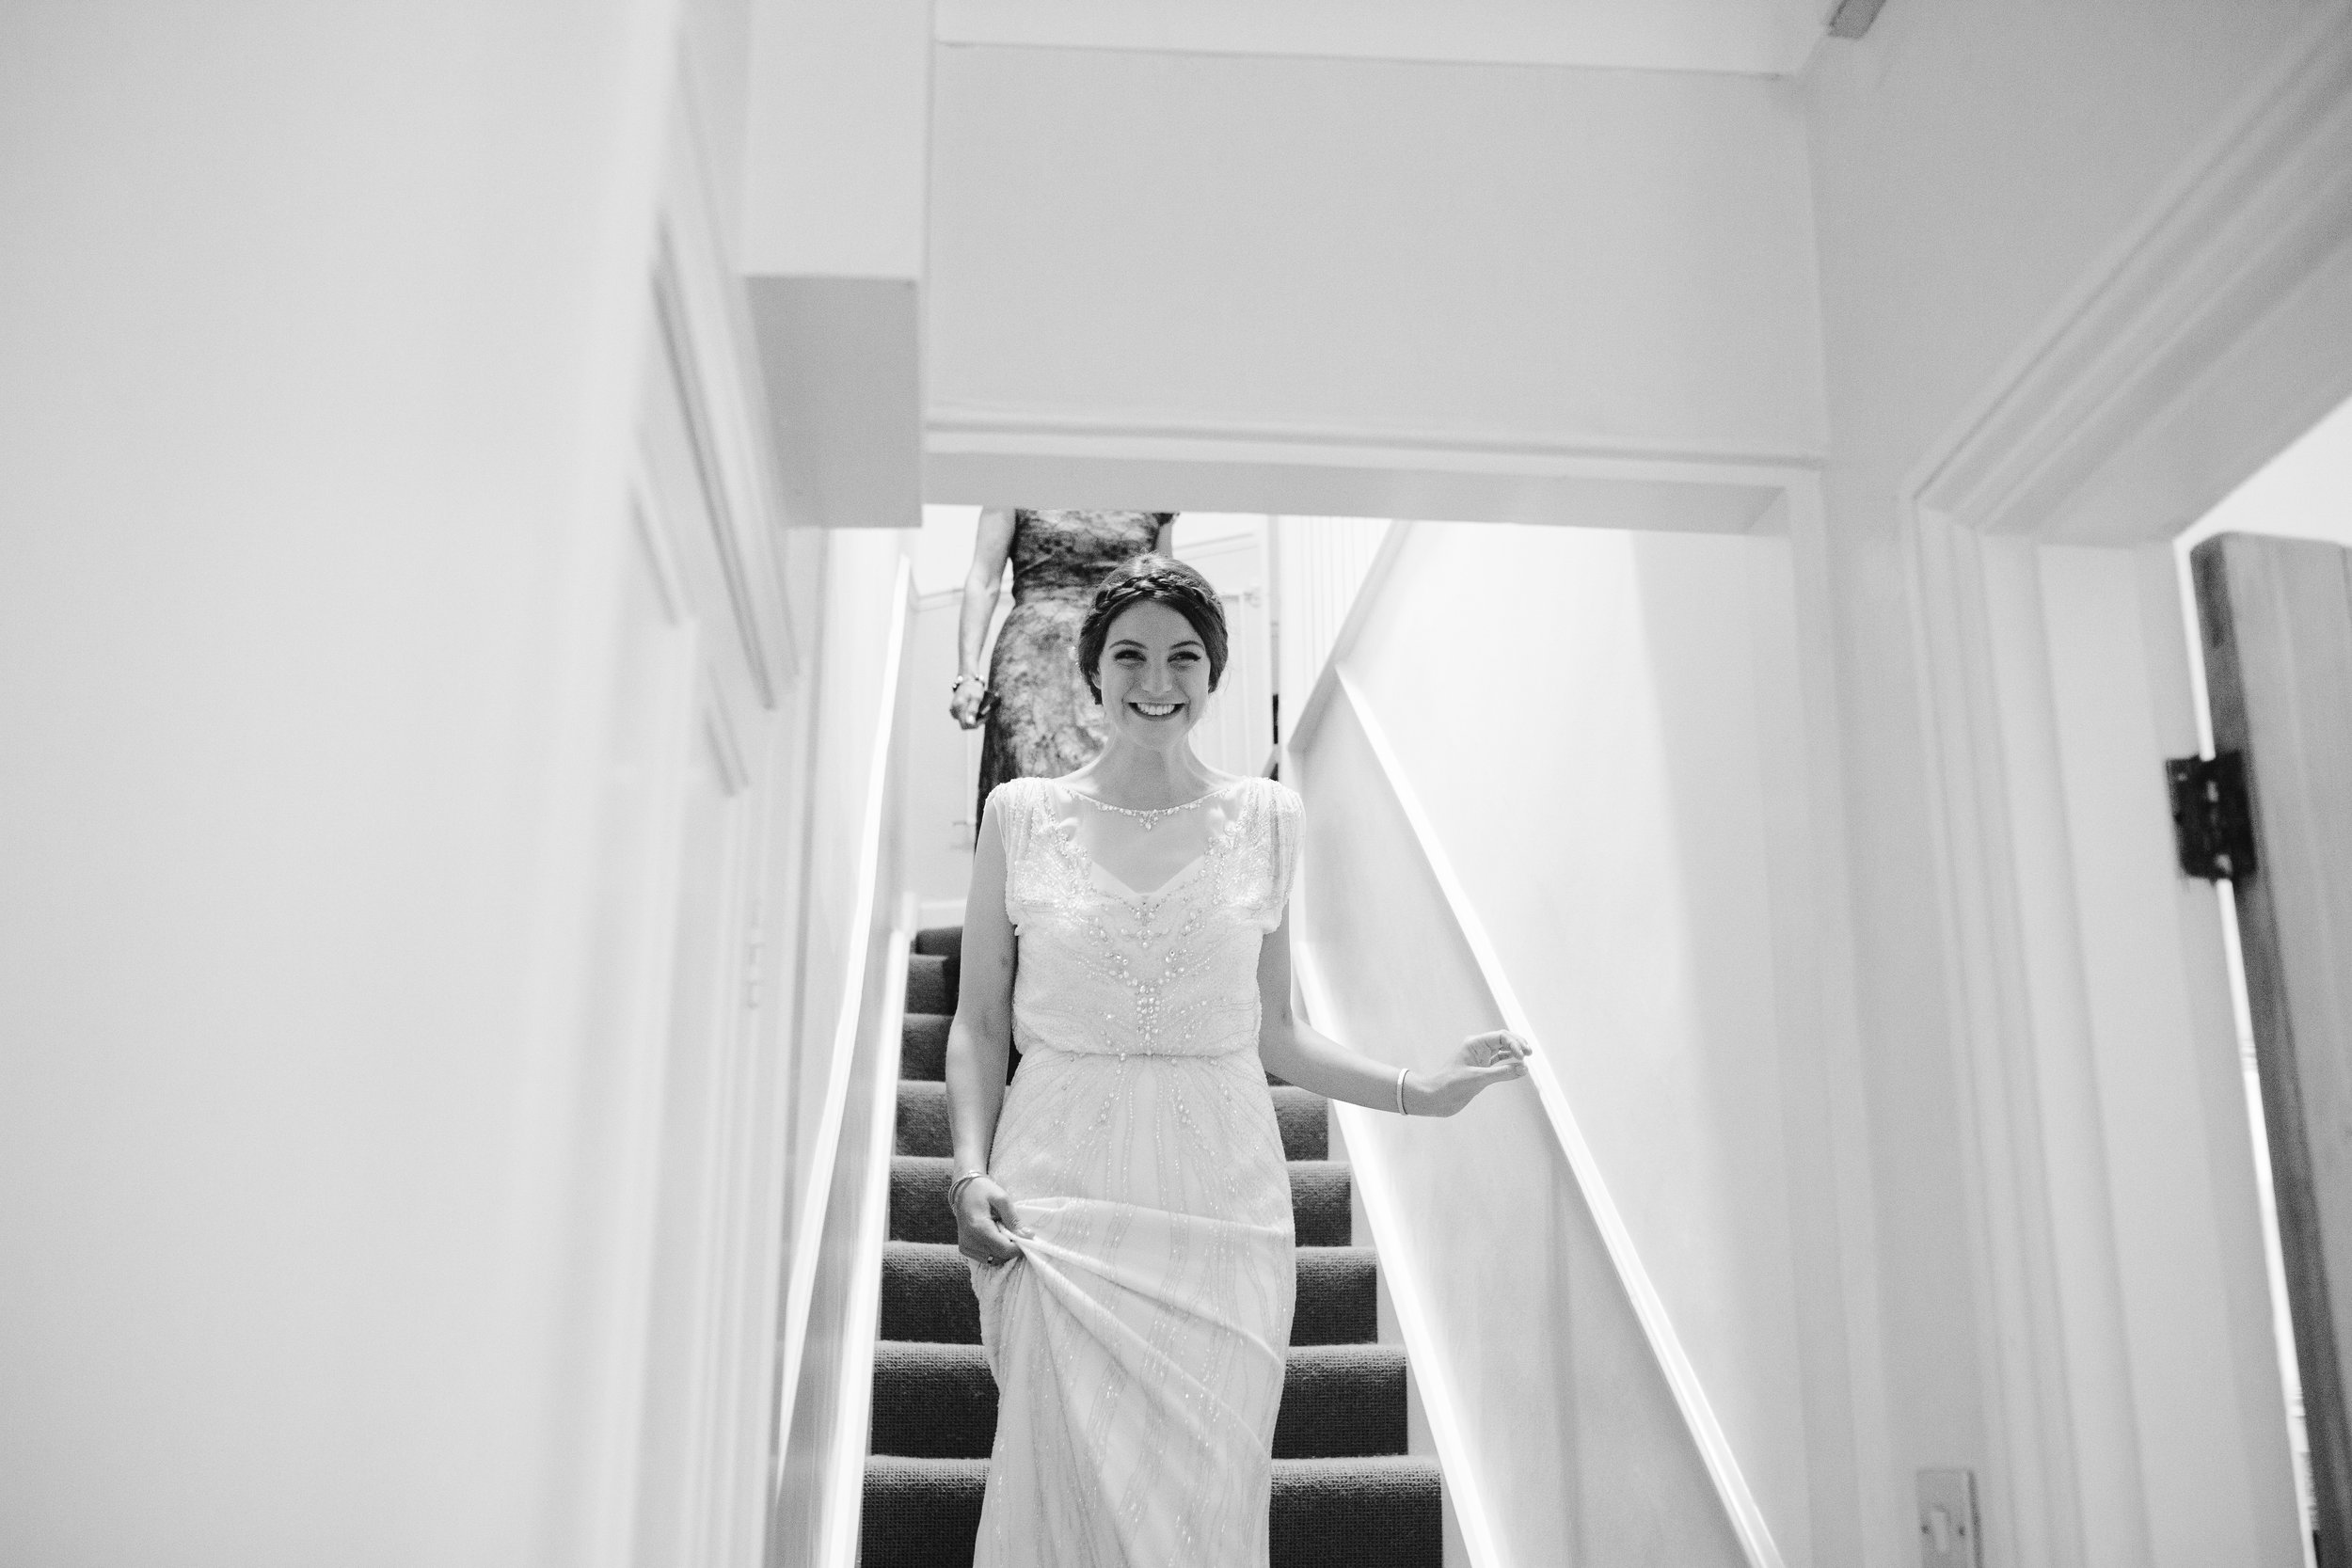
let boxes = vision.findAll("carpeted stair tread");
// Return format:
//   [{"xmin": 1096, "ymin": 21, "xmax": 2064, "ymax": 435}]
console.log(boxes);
[
  {"xmin": 881, "ymin": 1240, "xmax": 1377, "ymax": 1347},
  {"xmin": 872, "ymin": 1342, "xmax": 1409, "ymax": 1461},
  {"xmin": 914, "ymin": 927, "xmax": 962, "ymax": 963},
  {"xmin": 906, "ymin": 954, "xmax": 955, "ymax": 1017},
  {"xmin": 895, "ymin": 1155, "xmax": 1352, "ymax": 1248},
  {"xmin": 1289, "ymin": 1161, "xmax": 1353, "ymax": 1247},
  {"xmin": 861, "ymin": 1456, "xmax": 1442, "ymax": 1568},
  {"xmin": 890, "ymin": 1156, "xmax": 960, "ymax": 1243},
  {"xmin": 1290, "ymin": 1245, "xmax": 1380, "ymax": 1346},
  {"xmin": 1270, "ymin": 1456, "xmax": 1445, "ymax": 1567},
  {"xmin": 861, "ymin": 1456, "xmax": 984, "ymax": 1567},
  {"xmin": 900, "ymin": 1014, "xmax": 951, "ymax": 1081},
  {"xmin": 1271, "ymin": 1345, "xmax": 1408, "ymax": 1457},
  {"xmin": 897, "ymin": 1080, "xmax": 951, "ymax": 1157},
  {"xmin": 870, "ymin": 1343, "xmax": 1000, "ymax": 1459},
  {"xmin": 1270, "ymin": 1084, "xmax": 1329, "ymax": 1161},
  {"xmin": 882, "ymin": 1242, "xmax": 980, "ymax": 1342}
]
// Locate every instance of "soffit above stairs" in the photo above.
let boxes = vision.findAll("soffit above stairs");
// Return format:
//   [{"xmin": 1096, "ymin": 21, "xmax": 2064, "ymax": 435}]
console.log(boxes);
[{"xmin": 936, "ymin": 0, "xmax": 1842, "ymax": 76}]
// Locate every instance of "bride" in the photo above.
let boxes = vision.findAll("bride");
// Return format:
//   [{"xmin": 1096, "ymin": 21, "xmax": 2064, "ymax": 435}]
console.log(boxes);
[{"xmin": 943, "ymin": 554, "xmax": 1530, "ymax": 1567}]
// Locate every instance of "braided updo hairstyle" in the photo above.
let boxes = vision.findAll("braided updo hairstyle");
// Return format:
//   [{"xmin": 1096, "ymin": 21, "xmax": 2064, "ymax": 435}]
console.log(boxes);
[{"xmin": 1073, "ymin": 555, "xmax": 1229, "ymax": 701}]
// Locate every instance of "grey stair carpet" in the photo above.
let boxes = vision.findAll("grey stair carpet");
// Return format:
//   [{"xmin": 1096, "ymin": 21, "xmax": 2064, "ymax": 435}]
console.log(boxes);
[{"xmin": 858, "ymin": 925, "xmax": 1444, "ymax": 1566}]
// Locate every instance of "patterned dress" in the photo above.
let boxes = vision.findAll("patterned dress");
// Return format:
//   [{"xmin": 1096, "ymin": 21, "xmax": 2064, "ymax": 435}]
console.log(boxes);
[
  {"xmin": 971, "ymin": 775, "xmax": 1300, "ymax": 1567},
  {"xmin": 976, "ymin": 510, "xmax": 1170, "ymax": 832}
]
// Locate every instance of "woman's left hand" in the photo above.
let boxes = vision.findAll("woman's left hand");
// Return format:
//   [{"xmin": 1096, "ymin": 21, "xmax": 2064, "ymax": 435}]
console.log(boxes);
[{"xmin": 1407, "ymin": 1030, "xmax": 1532, "ymax": 1117}]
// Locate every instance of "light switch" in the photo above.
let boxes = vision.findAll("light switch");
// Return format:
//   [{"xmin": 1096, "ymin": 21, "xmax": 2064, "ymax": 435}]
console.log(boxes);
[{"xmin": 1916, "ymin": 1468, "xmax": 1979, "ymax": 1568}]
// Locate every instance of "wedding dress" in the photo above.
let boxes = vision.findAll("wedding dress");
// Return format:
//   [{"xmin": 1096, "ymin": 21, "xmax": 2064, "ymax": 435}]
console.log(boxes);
[{"xmin": 970, "ymin": 774, "xmax": 1301, "ymax": 1567}]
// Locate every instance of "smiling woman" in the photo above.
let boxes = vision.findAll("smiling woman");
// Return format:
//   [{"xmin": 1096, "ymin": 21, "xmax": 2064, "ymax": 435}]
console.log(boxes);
[{"xmin": 938, "ymin": 553, "xmax": 1534, "ymax": 1566}]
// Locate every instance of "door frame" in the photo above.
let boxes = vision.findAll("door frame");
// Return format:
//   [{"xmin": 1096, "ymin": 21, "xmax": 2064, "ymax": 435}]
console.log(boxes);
[{"xmin": 1899, "ymin": 11, "xmax": 2352, "ymax": 1563}]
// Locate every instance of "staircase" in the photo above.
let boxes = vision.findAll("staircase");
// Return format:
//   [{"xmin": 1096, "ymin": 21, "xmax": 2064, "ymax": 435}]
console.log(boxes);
[{"xmin": 860, "ymin": 927, "xmax": 1446, "ymax": 1566}]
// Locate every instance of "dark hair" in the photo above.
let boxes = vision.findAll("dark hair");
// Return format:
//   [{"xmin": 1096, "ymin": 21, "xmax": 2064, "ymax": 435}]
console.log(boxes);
[{"xmin": 1074, "ymin": 554, "xmax": 1229, "ymax": 701}]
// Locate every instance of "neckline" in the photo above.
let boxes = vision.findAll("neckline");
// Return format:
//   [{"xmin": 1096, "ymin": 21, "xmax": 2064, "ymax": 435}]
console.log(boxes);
[
  {"xmin": 1043, "ymin": 778, "xmax": 1253, "ymax": 901},
  {"xmin": 1057, "ymin": 777, "xmax": 1243, "ymax": 821}
]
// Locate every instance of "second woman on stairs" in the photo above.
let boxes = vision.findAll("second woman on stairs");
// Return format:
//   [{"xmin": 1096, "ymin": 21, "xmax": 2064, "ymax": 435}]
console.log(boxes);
[{"xmin": 942, "ymin": 553, "xmax": 1533, "ymax": 1568}]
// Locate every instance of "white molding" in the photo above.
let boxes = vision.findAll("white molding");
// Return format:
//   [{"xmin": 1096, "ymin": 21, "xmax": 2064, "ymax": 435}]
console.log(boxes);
[
  {"xmin": 1775, "ymin": 476, "xmax": 1902, "ymax": 1557},
  {"xmin": 771, "ymin": 557, "xmax": 914, "ymax": 1490},
  {"xmin": 653, "ymin": 243, "xmax": 787, "ymax": 707},
  {"xmin": 1280, "ymin": 520, "xmax": 1412, "ymax": 757},
  {"xmin": 933, "ymin": 0, "xmax": 1828, "ymax": 75},
  {"xmin": 1326, "ymin": 670, "xmax": 1788, "ymax": 1568},
  {"xmin": 818, "ymin": 925, "xmax": 910, "ymax": 1568},
  {"xmin": 1909, "ymin": 2, "xmax": 2352, "ymax": 544},
  {"xmin": 929, "ymin": 405, "xmax": 1822, "ymax": 490},
  {"xmin": 1897, "ymin": 12, "xmax": 2352, "ymax": 1562}
]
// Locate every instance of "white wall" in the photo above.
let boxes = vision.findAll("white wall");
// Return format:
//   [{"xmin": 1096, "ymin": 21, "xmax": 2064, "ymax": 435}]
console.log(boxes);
[
  {"xmin": 927, "ymin": 46, "xmax": 1825, "ymax": 460},
  {"xmin": 1331, "ymin": 521, "xmax": 1820, "ymax": 1563},
  {"xmin": 2182, "ymin": 392, "xmax": 2352, "ymax": 554},
  {"xmin": 0, "ymin": 3, "xmax": 935, "ymax": 1561},
  {"xmin": 1802, "ymin": 2, "xmax": 2327, "ymax": 1560},
  {"xmin": 0, "ymin": 4, "xmax": 690, "ymax": 1562}
]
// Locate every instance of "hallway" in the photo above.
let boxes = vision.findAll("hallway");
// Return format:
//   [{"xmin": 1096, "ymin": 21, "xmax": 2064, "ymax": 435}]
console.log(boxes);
[{"xmin": 7, "ymin": 3, "xmax": 2352, "ymax": 1566}]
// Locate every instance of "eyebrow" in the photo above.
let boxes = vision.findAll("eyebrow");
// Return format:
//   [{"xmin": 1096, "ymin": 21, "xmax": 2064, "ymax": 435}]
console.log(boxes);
[{"xmin": 1109, "ymin": 636, "xmax": 1205, "ymax": 651}]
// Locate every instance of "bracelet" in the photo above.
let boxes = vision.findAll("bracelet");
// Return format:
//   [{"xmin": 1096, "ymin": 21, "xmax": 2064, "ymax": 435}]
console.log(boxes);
[
  {"xmin": 951, "ymin": 674, "xmax": 986, "ymax": 695},
  {"xmin": 1395, "ymin": 1067, "xmax": 1411, "ymax": 1117},
  {"xmin": 946, "ymin": 1169, "xmax": 987, "ymax": 1211}
]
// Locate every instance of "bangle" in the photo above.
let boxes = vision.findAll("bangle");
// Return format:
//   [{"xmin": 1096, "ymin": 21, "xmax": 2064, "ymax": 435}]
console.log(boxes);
[
  {"xmin": 951, "ymin": 674, "xmax": 986, "ymax": 695},
  {"xmin": 946, "ymin": 1169, "xmax": 986, "ymax": 1211},
  {"xmin": 1395, "ymin": 1067, "xmax": 1411, "ymax": 1117}
]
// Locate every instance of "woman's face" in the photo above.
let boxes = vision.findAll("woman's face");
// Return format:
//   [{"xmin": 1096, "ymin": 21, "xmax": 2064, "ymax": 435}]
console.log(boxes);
[{"xmin": 1092, "ymin": 599, "xmax": 1213, "ymax": 751}]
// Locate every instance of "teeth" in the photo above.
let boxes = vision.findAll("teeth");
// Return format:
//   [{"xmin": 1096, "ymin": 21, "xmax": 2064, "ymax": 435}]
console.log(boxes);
[{"xmin": 1133, "ymin": 703, "xmax": 1178, "ymax": 717}]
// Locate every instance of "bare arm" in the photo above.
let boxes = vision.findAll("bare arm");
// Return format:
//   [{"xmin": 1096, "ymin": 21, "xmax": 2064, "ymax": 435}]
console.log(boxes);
[
  {"xmin": 951, "ymin": 510, "xmax": 1017, "ymax": 728},
  {"xmin": 1256, "ymin": 911, "xmax": 1527, "ymax": 1116},
  {"xmin": 944, "ymin": 792, "xmax": 1030, "ymax": 1262}
]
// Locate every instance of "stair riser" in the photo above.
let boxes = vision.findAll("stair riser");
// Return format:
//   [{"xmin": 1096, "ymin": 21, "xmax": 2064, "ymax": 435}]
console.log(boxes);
[
  {"xmin": 898, "ymin": 1017, "xmax": 1017, "ymax": 1085},
  {"xmin": 860, "ymin": 1457, "xmax": 1441, "ymax": 1568},
  {"xmin": 870, "ymin": 1345, "xmax": 1407, "ymax": 1461},
  {"xmin": 906, "ymin": 953, "xmax": 956, "ymax": 1017}
]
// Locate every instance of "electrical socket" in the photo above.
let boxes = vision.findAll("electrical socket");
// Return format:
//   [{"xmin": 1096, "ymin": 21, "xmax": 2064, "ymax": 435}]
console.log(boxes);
[{"xmin": 1916, "ymin": 1468, "xmax": 1979, "ymax": 1568}]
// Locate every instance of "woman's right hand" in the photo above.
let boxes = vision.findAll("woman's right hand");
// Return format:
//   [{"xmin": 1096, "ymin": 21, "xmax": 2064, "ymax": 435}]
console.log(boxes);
[
  {"xmin": 953, "ymin": 1174, "xmax": 1031, "ymax": 1267},
  {"xmin": 949, "ymin": 677, "xmax": 988, "ymax": 730}
]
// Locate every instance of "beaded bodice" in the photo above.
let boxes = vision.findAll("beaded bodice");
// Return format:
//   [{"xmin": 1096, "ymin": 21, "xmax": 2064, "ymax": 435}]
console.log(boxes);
[{"xmin": 994, "ymin": 775, "xmax": 1299, "ymax": 1060}]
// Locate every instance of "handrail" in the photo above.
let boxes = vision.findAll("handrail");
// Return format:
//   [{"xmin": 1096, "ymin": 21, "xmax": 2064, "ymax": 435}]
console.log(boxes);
[
  {"xmin": 1305, "ymin": 668, "xmax": 1786, "ymax": 1568},
  {"xmin": 816, "ymin": 924, "xmax": 911, "ymax": 1567}
]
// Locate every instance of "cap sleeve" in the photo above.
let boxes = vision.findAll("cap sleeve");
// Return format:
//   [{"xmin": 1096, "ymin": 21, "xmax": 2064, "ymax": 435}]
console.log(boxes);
[
  {"xmin": 985, "ymin": 779, "xmax": 1036, "ymax": 926},
  {"xmin": 1259, "ymin": 779, "xmax": 1303, "ymax": 928}
]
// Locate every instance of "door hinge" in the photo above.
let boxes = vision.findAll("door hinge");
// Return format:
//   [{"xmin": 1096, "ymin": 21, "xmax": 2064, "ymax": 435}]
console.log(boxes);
[{"xmin": 2166, "ymin": 751, "xmax": 2257, "ymax": 881}]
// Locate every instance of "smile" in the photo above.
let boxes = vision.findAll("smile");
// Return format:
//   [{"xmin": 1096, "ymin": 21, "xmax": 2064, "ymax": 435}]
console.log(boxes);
[{"xmin": 1130, "ymin": 702, "xmax": 1182, "ymax": 718}]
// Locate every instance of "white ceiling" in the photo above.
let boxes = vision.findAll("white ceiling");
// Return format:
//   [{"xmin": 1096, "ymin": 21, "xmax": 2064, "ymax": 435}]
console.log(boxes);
[{"xmin": 935, "ymin": 0, "xmax": 1840, "ymax": 76}]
